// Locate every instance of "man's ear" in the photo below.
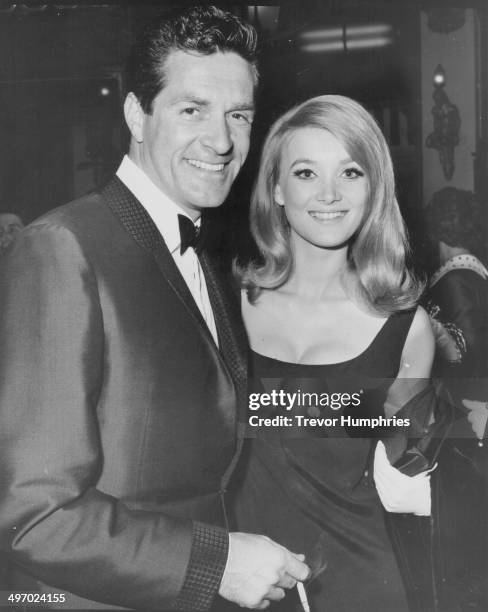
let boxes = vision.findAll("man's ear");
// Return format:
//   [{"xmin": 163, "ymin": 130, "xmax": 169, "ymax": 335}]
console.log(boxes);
[
  {"xmin": 274, "ymin": 184, "xmax": 285, "ymax": 206},
  {"xmin": 124, "ymin": 93, "xmax": 145, "ymax": 143}
]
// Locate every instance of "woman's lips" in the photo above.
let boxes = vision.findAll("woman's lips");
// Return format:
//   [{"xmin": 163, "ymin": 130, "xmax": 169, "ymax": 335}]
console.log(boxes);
[{"xmin": 308, "ymin": 210, "xmax": 347, "ymax": 221}]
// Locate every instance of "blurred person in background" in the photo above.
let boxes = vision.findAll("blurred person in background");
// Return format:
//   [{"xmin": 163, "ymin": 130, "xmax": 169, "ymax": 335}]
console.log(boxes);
[
  {"xmin": 424, "ymin": 187, "xmax": 488, "ymax": 439},
  {"xmin": 424, "ymin": 186, "xmax": 488, "ymax": 610},
  {"xmin": 425, "ymin": 187, "xmax": 487, "ymax": 384},
  {"xmin": 0, "ymin": 213, "xmax": 23, "ymax": 255}
]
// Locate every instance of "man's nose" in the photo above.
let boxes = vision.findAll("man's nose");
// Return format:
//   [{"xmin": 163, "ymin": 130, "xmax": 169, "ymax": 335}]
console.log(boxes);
[{"xmin": 201, "ymin": 116, "xmax": 233, "ymax": 155}]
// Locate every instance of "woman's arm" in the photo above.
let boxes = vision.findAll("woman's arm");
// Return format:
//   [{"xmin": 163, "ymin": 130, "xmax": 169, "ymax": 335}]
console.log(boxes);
[
  {"xmin": 398, "ymin": 306, "xmax": 436, "ymax": 377},
  {"xmin": 384, "ymin": 307, "xmax": 435, "ymax": 417},
  {"xmin": 374, "ymin": 307, "xmax": 436, "ymax": 516}
]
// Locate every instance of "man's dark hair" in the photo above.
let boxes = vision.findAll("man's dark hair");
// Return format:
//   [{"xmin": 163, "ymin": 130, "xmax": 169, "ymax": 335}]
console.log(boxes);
[{"xmin": 126, "ymin": 5, "xmax": 258, "ymax": 114}]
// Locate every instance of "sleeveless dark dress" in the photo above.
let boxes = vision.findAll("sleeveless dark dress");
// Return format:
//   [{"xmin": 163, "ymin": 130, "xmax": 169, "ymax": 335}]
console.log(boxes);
[{"xmin": 233, "ymin": 310, "xmax": 416, "ymax": 612}]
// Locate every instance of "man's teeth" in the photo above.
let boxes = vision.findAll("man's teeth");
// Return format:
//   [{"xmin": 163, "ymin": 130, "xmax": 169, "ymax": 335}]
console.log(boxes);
[
  {"xmin": 187, "ymin": 159, "xmax": 225, "ymax": 172},
  {"xmin": 309, "ymin": 211, "xmax": 346, "ymax": 220}
]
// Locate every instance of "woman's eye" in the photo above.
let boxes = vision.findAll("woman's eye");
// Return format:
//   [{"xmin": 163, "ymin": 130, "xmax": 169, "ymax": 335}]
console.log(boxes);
[
  {"xmin": 294, "ymin": 169, "xmax": 315, "ymax": 179},
  {"xmin": 182, "ymin": 107, "xmax": 199, "ymax": 117},
  {"xmin": 343, "ymin": 167, "xmax": 364, "ymax": 179}
]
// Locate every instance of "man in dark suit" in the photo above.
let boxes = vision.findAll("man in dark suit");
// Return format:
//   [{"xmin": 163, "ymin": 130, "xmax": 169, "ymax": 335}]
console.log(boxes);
[{"xmin": 0, "ymin": 6, "xmax": 309, "ymax": 611}]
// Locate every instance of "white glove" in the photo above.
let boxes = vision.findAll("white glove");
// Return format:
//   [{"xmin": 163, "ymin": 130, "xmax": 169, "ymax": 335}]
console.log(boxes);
[
  {"xmin": 373, "ymin": 441, "xmax": 433, "ymax": 516},
  {"xmin": 462, "ymin": 399, "xmax": 488, "ymax": 440}
]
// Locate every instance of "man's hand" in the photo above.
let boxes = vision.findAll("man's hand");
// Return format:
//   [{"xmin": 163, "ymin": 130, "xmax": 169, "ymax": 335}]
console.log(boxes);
[
  {"xmin": 219, "ymin": 532, "xmax": 310, "ymax": 609},
  {"xmin": 374, "ymin": 441, "xmax": 433, "ymax": 516}
]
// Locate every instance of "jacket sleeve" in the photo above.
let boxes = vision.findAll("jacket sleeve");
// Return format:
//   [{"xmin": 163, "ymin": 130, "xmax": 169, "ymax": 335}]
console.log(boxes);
[{"xmin": 0, "ymin": 224, "xmax": 228, "ymax": 611}]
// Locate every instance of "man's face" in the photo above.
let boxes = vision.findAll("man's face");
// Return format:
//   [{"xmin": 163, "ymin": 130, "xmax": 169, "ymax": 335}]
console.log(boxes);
[
  {"xmin": 127, "ymin": 50, "xmax": 255, "ymax": 219},
  {"xmin": 0, "ymin": 213, "xmax": 24, "ymax": 254}
]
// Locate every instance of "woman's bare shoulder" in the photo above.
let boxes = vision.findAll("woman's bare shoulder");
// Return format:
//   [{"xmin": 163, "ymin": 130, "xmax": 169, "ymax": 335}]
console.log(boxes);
[{"xmin": 399, "ymin": 306, "xmax": 435, "ymax": 377}]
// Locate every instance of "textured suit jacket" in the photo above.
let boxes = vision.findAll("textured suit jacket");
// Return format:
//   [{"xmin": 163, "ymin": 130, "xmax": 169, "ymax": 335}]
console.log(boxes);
[{"xmin": 0, "ymin": 177, "xmax": 248, "ymax": 610}]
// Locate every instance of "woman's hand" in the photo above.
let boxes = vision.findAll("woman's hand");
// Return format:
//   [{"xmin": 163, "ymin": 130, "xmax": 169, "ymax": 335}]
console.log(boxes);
[{"xmin": 373, "ymin": 441, "xmax": 433, "ymax": 516}]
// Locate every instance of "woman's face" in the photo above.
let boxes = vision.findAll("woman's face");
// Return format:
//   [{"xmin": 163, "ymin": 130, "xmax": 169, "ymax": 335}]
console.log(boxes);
[{"xmin": 274, "ymin": 127, "xmax": 369, "ymax": 251}]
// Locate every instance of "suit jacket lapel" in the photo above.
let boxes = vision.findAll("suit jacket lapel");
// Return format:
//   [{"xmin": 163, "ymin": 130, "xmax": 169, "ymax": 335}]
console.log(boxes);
[
  {"xmin": 101, "ymin": 177, "xmax": 209, "ymax": 335},
  {"xmin": 199, "ymin": 251, "xmax": 247, "ymax": 399},
  {"xmin": 199, "ymin": 250, "xmax": 248, "ymax": 489}
]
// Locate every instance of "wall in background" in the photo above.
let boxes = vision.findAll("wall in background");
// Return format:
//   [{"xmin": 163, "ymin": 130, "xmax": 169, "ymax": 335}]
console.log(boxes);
[{"xmin": 421, "ymin": 9, "xmax": 477, "ymax": 204}]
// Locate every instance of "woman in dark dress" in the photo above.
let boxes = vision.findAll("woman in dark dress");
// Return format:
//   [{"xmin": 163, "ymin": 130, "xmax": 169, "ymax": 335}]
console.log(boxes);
[{"xmin": 233, "ymin": 95, "xmax": 436, "ymax": 611}]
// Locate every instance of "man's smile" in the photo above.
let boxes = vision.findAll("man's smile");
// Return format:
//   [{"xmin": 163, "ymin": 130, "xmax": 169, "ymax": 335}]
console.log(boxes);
[{"xmin": 186, "ymin": 158, "xmax": 227, "ymax": 172}]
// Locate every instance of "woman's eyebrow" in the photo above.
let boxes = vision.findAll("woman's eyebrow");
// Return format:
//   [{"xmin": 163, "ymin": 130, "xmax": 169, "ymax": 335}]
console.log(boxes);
[{"xmin": 290, "ymin": 158, "xmax": 317, "ymax": 167}]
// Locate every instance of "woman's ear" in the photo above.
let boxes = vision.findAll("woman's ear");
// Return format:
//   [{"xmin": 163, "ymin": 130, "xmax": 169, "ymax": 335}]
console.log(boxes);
[{"xmin": 274, "ymin": 184, "xmax": 285, "ymax": 206}]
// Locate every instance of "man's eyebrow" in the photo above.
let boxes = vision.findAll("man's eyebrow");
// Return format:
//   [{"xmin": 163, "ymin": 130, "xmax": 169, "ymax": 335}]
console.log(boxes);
[
  {"xmin": 170, "ymin": 96, "xmax": 255, "ymax": 111},
  {"xmin": 230, "ymin": 103, "xmax": 255, "ymax": 112},
  {"xmin": 171, "ymin": 95, "xmax": 209, "ymax": 106}
]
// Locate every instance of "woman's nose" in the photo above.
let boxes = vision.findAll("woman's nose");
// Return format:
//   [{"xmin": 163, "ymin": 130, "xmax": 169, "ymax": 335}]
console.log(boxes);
[{"xmin": 316, "ymin": 179, "xmax": 341, "ymax": 205}]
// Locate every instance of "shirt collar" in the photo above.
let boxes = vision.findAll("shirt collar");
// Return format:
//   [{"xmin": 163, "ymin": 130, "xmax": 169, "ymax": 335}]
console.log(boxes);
[{"xmin": 116, "ymin": 155, "xmax": 199, "ymax": 255}]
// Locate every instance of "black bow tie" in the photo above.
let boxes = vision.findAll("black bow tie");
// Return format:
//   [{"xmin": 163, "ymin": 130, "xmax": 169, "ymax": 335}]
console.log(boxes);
[{"xmin": 178, "ymin": 214, "xmax": 201, "ymax": 255}]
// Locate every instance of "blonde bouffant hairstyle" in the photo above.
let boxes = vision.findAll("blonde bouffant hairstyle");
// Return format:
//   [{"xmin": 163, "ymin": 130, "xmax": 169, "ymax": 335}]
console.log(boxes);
[{"xmin": 237, "ymin": 94, "xmax": 423, "ymax": 315}]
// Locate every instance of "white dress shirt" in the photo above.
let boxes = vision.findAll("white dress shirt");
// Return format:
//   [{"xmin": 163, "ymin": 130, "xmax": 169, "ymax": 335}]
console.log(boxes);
[{"xmin": 116, "ymin": 155, "xmax": 218, "ymax": 346}]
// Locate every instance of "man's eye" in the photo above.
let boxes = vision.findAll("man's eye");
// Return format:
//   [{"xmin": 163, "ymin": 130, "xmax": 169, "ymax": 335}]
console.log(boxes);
[
  {"xmin": 293, "ymin": 169, "xmax": 315, "ymax": 179},
  {"xmin": 343, "ymin": 167, "xmax": 364, "ymax": 179},
  {"xmin": 229, "ymin": 111, "xmax": 253, "ymax": 125}
]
